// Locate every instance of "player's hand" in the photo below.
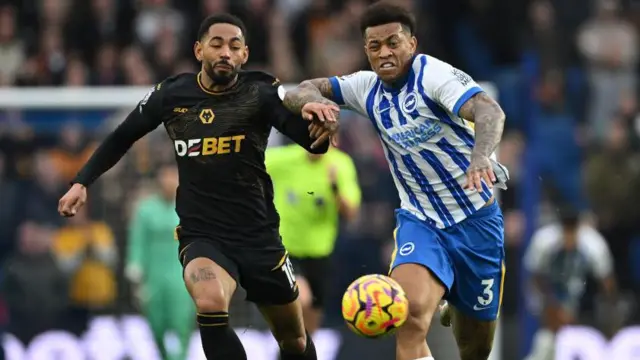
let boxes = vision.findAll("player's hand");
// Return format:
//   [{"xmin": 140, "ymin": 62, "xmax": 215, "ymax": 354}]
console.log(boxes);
[
  {"xmin": 465, "ymin": 153, "xmax": 496, "ymax": 192},
  {"xmin": 301, "ymin": 100, "xmax": 340, "ymax": 124},
  {"xmin": 58, "ymin": 183, "xmax": 87, "ymax": 217},
  {"xmin": 309, "ymin": 120, "xmax": 339, "ymax": 148}
]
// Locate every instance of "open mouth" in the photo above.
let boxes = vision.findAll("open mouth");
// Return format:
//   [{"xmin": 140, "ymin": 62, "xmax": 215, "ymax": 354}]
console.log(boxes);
[{"xmin": 380, "ymin": 62, "xmax": 396, "ymax": 70}]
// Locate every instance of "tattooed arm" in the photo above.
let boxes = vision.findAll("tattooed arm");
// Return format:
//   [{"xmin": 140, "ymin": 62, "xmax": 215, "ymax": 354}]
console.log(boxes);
[
  {"xmin": 458, "ymin": 92, "xmax": 506, "ymax": 158},
  {"xmin": 282, "ymin": 78, "xmax": 335, "ymax": 114}
]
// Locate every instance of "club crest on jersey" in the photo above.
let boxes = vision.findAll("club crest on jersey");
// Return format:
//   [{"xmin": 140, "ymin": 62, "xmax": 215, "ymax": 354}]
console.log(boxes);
[
  {"xmin": 199, "ymin": 108, "xmax": 215, "ymax": 124},
  {"xmin": 402, "ymin": 93, "xmax": 418, "ymax": 113}
]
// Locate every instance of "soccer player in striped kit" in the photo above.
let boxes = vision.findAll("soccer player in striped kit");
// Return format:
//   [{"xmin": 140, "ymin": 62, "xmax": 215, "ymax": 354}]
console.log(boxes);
[{"xmin": 283, "ymin": 3, "xmax": 509, "ymax": 360}]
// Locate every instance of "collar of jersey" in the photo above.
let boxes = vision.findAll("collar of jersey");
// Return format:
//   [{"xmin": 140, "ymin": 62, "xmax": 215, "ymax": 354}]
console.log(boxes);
[
  {"xmin": 197, "ymin": 72, "xmax": 238, "ymax": 95},
  {"xmin": 380, "ymin": 54, "xmax": 418, "ymax": 95}
]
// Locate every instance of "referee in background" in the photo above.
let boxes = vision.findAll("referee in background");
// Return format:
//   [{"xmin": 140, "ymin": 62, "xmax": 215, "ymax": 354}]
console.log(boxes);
[{"xmin": 266, "ymin": 143, "xmax": 361, "ymax": 334}]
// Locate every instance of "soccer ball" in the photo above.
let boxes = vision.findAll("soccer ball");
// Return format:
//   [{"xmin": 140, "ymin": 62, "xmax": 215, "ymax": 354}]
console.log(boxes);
[{"xmin": 341, "ymin": 274, "xmax": 409, "ymax": 338}]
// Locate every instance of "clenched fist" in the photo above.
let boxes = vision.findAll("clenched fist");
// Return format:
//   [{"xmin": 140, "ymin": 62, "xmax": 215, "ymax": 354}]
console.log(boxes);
[{"xmin": 58, "ymin": 183, "xmax": 87, "ymax": 217}]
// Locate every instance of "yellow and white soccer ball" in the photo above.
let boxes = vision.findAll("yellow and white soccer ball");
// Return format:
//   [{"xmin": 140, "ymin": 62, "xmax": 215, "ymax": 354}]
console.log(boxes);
[{"xmin": 341, "ymin": 274, "xmax": 409, "ymax": 338}]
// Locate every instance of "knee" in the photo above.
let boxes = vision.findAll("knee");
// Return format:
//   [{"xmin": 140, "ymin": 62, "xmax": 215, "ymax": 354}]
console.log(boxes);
[
  {"xmin": 192, "ymin": 288, "xmax": 229, "ymax": 313},
  {"xmin": 279, "ymin": 335, "xmax": 307, "ymax": 354},
  {"xmin": 402, "ymin": 297, "xmax": 435, "ymax": 335}
]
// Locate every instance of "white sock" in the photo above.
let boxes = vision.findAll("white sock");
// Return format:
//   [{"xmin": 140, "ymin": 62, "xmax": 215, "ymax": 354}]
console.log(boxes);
[{"xmin": 415, "ymin": 357, "xmax": 434, "ymax": 360}]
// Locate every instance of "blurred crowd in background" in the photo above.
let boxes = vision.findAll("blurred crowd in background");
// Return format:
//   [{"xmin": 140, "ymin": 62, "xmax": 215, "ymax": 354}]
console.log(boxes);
[{"xmin": 1, "ymin": 0, "xmax": 640, "ymax": 358}]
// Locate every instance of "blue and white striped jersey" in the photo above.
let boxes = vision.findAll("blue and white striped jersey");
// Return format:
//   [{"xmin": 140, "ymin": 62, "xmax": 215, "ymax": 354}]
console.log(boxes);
[{"xmin": 329, "ymin": 54, "xmax": 508, "ymax": 228}]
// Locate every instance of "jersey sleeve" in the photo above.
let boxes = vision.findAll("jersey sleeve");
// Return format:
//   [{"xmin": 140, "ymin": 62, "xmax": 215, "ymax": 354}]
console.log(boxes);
[
  {"xmin": 420, "ymin": 56, "xmax": 484, "ymax": 117},
  {"xmin": 524, "ymin": 227, "xmax": 554, "ymax": 275},
  {"xmin": 582, "ymin": 227, "xmax": 614, "ymax": 279},
  {"xmin": 328, "ymin": 71, "xmax": 378, "ymax": 116},
  {"xmin": 73, "ymin": 83, "xmax": 165, "ymax": 186},
  {"xmin": 336, "ymin": 154, "xmax": 362, "ymax": 208},
  {"xmin": 263, "ymin": 80, "xmax": 329, "ymax": 154}
]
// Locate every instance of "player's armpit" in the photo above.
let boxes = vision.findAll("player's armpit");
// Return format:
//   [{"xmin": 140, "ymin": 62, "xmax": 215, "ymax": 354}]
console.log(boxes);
[
  {"xmin": 282, "ymin": 78, "xmax": 335, "ymax": 114},
  {"xmin": 458, "ymin": 92, "xmax": 505, "ymax": 158}
]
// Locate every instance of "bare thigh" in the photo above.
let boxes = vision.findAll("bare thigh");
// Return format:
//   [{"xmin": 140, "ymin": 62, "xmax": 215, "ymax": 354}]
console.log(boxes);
[{"xmin": 183, "ymin": 257, "xmax": 237, "ymax": 312}]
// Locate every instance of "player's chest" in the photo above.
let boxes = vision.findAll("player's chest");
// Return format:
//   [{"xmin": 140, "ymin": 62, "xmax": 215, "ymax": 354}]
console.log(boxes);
[
  {"xmin": 163, "ymin": 94, "xmax": 267, "ymax": 158},
  {"xmin": 374, "ymin": 91, "xmax": 443, "ymax": 150}
]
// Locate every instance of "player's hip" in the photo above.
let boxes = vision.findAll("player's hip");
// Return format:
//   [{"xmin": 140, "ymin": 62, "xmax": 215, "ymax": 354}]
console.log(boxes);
[{"xmin": 394, "ymin": 200, "xmax": 503, "ymax": 250}]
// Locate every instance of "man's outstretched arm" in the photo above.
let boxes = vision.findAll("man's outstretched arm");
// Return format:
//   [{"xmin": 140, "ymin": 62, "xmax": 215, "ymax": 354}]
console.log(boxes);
[
  {"xmin": 282, "ymin": 78, "xmax": 335, "ymax": 114},
  {"xmin": 73, "ymin": 108, "xmax": 162, "ymax": 186}
]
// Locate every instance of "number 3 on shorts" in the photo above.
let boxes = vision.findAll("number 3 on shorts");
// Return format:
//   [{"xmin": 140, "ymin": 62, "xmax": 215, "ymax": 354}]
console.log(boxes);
[
  {"xmin": 477, "ymin": 278, "xmax": 494, "ymax": 307},
  {"xmin": 282, "ymin": 257, "xmax": 296, "ymax": 289}
]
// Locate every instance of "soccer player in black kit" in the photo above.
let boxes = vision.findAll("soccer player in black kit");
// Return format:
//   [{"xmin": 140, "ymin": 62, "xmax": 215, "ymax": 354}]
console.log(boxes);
[{"xmin": 58, "ymin": 14, "xmax": 339, "ymax": 360}]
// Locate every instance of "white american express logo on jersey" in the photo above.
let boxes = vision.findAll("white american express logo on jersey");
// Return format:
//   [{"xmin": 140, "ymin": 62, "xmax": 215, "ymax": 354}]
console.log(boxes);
[{"xmin": 388, "ymin": 120, "xmax": 443, "ymax": 150}]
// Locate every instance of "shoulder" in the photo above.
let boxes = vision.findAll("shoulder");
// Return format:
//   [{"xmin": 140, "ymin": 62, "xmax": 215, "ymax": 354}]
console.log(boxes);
[
  {"xmin": 240, "ymin": 70, "xmax": 285, "ymax": 99},
  {"xmin": 139, "ymin": 73, "xmax": 196, "ymax": 107},
  {"xmin": 328, "ymin": 148, "xmax": 355, "ymax": 165},
  {"xmin": 240, "ymin": 70, "xmax": 280, "ymax": 85},
  {"xmin": 334, "ymin": 71, "xmax": 378, "ymax": 88},
  {"xmin": 531, "ymin": 224, "xmax": 561, "ymax": 247},
  {"xmin": 156, "ymin": 73, "xmax": 196, "ymax": 94},
  {"xmin": 417, "ymin": 54, "xmax": 471, "ymax": 83},
  {"xmin": 578, "ymin": 225, "xmax": 608, "ymax": 249}
]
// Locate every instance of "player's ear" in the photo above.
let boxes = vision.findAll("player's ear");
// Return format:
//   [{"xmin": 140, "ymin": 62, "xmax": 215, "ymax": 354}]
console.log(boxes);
[
  {"xmin": 194, "ymin": 41, "xmax": 203, "ymax": 62},
  {"xmin": 242, "ymin": 45, "xmax": 249, "ymax": 65},
  {"xmin": 410, "ymin": 36, "xmax": 417, "ymax": 53}
]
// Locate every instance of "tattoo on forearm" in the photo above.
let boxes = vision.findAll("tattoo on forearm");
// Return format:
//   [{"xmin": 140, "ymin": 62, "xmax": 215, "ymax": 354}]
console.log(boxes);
[
  {"xmin": 189, "ymin": 267, "xmax": 216, "ymax": 284},
  {"xmin": 458, "ymin": 92, "xmax": 505, "ymax": 157},
  {"xmin": 283, "ymin": 78, "xmax": 334, "ymax": 113}
]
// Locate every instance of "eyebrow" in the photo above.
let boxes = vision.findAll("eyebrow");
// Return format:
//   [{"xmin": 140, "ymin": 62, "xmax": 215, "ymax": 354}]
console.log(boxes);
[
  {"xmin": 209, "ymin": 36, "xmax": 244, "ymax": 43},
  {"xmin": 367, "ymin": 33, "xmax": 401, "ymax": 44}
]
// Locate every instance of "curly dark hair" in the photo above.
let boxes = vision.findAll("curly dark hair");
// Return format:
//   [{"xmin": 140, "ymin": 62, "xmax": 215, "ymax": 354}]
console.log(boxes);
[
  {"xmin": 197, "ymin": 13, "xmax": 247, "ymax": 42},
  {"xmin": 359, "ymin": 1, "xmax": 416, "ymax": 36}
]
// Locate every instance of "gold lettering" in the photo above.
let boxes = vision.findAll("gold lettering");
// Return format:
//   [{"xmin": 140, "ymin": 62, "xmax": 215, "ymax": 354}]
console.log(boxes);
[
  {"xmin": 202, "ymin": 137, "xmax": 217, "ymax": 155},
  {"xmin": 173, "ymin": 107, "xmax": 188, "ymax": 113},
  {"xmin": 217, "ymin": 136, "xmax": 231, "ymax": 154},
  {"xmin": 231, "ymin": 135, "xmax": 245, "ymax": 152}
]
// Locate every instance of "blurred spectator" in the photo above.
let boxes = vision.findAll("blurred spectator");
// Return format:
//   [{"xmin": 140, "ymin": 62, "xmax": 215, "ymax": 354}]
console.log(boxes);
[
  {"xmin": 2, "ymin": 221, "xmax": 68, "ymax": 344},
  {"xmin": 126, "ymin": 164, "xmax": 193, "ymax": 360},
  {"xmin": 523, "ymin": 207, "xmax": 616, "ymax": 360},
  {"xmin": 48, "ymin": 121, "xmax": 96, "ymax": 182},
  {"xmin": 527, "ymin": 0, "xmax": 567, "ymax": 72},
  {"xmin": 0, "ymin": 5, "xmax": 25, "ymax": 86},
  {"xmin": 578, "ymin": 0, "xmax": 638, "ymax": 143},
  {"xmin": 22, "ymin": 152, "xmax": 65, "ymax": 226},
  {"xmin": 0, "ymin": 153, "xmax": 22, "ymax": 261},
  {"xmin": 134, "ymin": 0, "xmax": 185, "ymax": 48},
  {"xmin": 584, "ymin": 119, "xmax": 640, "ymax": 292},
  {"xmin": 52, "ymin": 206, "xmax": 117, "ymax": 334}
]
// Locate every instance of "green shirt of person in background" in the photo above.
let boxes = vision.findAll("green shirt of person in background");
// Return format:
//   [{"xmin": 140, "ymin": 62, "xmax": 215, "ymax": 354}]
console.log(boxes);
[
  {"xmin": 266, "ymin": 144, "xmax": 362, "ymax": 333},
  {"xmin": 125, "ymin": 164, "xmax": 194, "ymax": 360}
]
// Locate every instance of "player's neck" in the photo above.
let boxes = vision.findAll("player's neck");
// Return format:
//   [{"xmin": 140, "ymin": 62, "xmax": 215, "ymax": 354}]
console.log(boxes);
[
  {"xmin": 381, "ymin": 54, "xmax": 416, "ymax": 91},
  {"xmin": 199, "ymin": 71, "xmax": 238, "ymax": 93}
]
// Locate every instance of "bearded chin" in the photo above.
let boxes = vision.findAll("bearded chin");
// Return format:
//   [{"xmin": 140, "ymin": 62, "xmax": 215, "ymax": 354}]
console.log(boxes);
[{"xmin": 204, "ymin": 63, "xmax": 236, "ymax": 86}]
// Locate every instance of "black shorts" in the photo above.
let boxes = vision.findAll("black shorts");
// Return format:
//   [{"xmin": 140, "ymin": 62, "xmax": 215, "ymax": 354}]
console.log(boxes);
[
  {"xmin": 176, "ymin": 226, "xmax": 299, "ymax": 306},
  {"xmin": 289, "ymin": 256, "xmax": 331, "ymax": 308}
]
